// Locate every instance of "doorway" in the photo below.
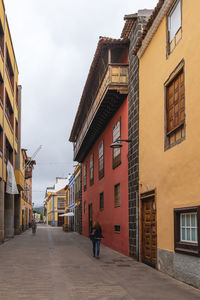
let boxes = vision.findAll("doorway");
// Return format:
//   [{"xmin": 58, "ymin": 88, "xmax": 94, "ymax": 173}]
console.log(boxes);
[{"xmin": 141, "ymin": 191, "xmax": 157, "ymax": 268}]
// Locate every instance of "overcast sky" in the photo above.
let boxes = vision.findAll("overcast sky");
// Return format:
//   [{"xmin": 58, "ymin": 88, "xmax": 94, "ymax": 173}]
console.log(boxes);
[{"xmin": 5, "ymin": 0, "xmax": 158, "ymax": 207}]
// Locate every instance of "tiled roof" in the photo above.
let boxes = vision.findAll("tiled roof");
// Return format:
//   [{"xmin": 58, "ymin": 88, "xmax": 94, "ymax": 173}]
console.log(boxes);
[
  {"xmin": 69, "ymin": 37, "xmax": 129, "ymax": 142},
  {"xmin": 133, "ymin": 0, "xmax": 165, "ymax": 55},
  {"xmin": 121, "ymin": 14, "xmax": 137, "ymax": 39}
]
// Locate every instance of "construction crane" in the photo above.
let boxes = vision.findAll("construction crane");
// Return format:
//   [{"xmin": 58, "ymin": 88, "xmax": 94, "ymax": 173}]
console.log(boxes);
[{"xmin": 25, "ymin": 145, "xmax": 42, "ymax": 169}]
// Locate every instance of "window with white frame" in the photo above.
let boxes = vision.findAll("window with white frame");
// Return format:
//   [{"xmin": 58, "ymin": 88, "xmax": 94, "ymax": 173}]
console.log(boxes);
[
  {"xmin": 174, "ymin": 206, "xmax": 200, "ymax": 256},
  {"xmin": 181, "ymin": 213, "xmax": 198, "ymax": 243},
  {"xmin": 98, "ymin": 141, "xmax": 104, "ymax": 179},
  {"xmin": 83, "ymin": 165, "xmax": 87, "ymax": 191},
  {"xmin": 168, "ymin": 0, "xmax": 182, "ymax": 53},
  {"xmin": 113, "ymin": 119, "xmax": 121, "ymax": 168},
  {"xmin": 90, "ymin": 154, "xmax": 94, "ymax": 185},
  {"xmin": 168, "ymin": 0, "xmax": 181, "ymax": 42}
]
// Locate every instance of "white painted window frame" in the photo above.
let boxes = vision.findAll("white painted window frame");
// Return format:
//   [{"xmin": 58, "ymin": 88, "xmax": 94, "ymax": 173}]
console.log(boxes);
[
  {"xmin": 168, "ymin": 0, "xmax": 181, "ymax": 43},
  {"xmin": 180, "ymin": 212, "xmax": 198, "ymax": 243}
]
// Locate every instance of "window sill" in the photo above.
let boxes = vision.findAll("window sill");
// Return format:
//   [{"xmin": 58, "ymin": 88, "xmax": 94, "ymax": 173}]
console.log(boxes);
[{"xmin": 175, "ymin": 247, "xmax": 199, "ymax": 257}]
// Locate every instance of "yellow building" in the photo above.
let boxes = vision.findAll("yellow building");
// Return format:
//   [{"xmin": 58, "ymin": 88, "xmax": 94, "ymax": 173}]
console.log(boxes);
[
  {"xmin": 20, "ymin": 149, "xmax": 35, "ymax": 231},
  {"xmin": 45, "ymin": 178, "xmax": 68, "ymax": 227},
  {"xmin": 0, "ymin": 0, "xmax": 22, "ymax": 242},
  {"xmin": 63, "ymin": 184, "xmax": 69, "ymax": 231},
  {"xmin": 74, "ymin": 164, "xmax": 81, "ymax": 233},
  {"xmin": 135, "ymin": 0, "xmax": 200, "ymax": 288}
]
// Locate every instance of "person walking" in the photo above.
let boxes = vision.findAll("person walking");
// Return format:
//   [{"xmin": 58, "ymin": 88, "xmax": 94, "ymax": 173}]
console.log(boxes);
[
  {"xmin": 90, "ymin": 221, "xmax": 103, "ymax": 258},
  {"xmin": 32, "ymin": 219, "xmax": 37, "ymax": 234}
]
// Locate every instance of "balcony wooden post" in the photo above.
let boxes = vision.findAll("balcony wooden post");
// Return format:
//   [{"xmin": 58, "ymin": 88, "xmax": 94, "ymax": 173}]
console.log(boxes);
[{"xmin": 108, "ymin": 48, "xmax": 111, "ymax": 64}]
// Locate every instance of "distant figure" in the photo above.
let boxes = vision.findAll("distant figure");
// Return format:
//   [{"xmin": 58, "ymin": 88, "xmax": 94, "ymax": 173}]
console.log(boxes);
[
  {"xmin": 90, "ymin": 221, "xmax": 103, "ymax": 258},
  {"xmin": 32, "ymin": 219, "xmax": 37, "ymax": 234}
]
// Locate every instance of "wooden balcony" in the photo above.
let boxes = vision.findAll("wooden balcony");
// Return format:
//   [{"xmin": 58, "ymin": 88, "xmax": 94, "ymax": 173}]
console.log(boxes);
[
  {"xmin": 15, "ymin": 169, "xmax": 24, "ymax": 191},
  {"xmin": 74, "ymin": 64, "xmax": 128, "ymax": 162}
]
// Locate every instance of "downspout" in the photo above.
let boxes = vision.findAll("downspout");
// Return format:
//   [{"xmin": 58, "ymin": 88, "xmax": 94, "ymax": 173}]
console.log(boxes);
[{"xmin": 136, "ymin": 191, "xmax": 139, "ymax": 260}]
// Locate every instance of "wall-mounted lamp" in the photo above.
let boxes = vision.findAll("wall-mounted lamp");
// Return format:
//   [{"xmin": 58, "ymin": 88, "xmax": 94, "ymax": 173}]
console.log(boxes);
[{"xmin": 110, "ymin": 139, "xmax": 133, "ymax": 148}]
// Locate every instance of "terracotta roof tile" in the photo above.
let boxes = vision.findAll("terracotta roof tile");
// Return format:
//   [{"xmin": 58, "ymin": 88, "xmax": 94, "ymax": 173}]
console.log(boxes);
[
  {"xmin": 121, "ymin": 14, "xmax": 137, "ymax": 39},
  {"xmin": 69, "ymin": 37, "xmax": 129, "ymax": 142}
]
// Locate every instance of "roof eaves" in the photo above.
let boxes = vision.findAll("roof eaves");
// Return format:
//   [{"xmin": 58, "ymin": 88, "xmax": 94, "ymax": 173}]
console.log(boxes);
[{"xmin": 69, "ymin": 37, "xmax": 129, "ymax": 142}]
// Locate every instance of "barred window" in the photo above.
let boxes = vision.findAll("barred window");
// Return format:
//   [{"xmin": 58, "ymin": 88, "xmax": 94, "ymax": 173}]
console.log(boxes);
[
  {"xmin": 114, "ymin": 183, "xmax": 120, "ymax": 207},
  {"xmin": 90, "ymin": 154, "xmax": 94, "ymax": 186},
  {"xmin": 113, "ymin": 120, "xmax": 121, "ymax": 168},
  {"xmin": 98, "ymin": 141, "xmax": 104, "ymax": 179}
]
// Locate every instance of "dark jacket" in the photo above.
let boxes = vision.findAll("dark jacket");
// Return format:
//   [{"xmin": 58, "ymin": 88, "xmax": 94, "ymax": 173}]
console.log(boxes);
[{"xmin": 90, "ymin": 225, "xmax": 103, "ymax": 240}]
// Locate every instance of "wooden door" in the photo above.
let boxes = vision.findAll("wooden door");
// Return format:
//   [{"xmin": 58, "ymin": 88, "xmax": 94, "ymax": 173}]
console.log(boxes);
[
  {"xmin": 142, "ymin": 194, "xmax": 157, "ymax": 268},
  {"xmin": 88, "ymin": 203, "xmax": 93, "ymax": 234}
]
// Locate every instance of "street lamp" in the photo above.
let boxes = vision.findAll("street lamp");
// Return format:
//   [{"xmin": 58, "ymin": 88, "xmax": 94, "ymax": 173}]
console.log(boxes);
[{"xmin": 110, "ymin": 139, "xmax": 133, "ymax": 148}]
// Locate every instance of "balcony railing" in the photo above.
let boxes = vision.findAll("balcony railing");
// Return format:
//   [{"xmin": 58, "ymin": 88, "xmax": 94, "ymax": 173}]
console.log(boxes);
[
  {"xmin": 15, "ymin": 169, "xmax": 24, "ymax": 191},
  {"xmin": 74, "ymin": 64, "xmax": 128, "ymax": 159}
]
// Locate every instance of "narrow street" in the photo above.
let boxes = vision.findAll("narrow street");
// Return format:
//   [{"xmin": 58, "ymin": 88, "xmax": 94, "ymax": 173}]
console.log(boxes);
[{"xmin": 0, "ymin": 225, "xmax": 199, "ymax": 300}]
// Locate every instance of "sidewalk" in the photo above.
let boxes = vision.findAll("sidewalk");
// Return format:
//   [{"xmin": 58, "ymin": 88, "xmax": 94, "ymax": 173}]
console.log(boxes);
[{"xmin": 0, "ymin": 225, "xmax": 199, "ymax": 300}]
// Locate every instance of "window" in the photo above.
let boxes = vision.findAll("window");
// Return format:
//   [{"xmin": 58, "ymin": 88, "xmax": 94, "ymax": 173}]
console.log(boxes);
[
  {"xmin": 165, "ymin": 66, "xmax": 185, "ymax": 149},
  {"xmin": 83, "ymin": 165, "xmax": 87, "ymax": 191},
  {"xmin": 174, "ymin": 206, "xmax": 200, "ymax": 256},
  {"xmin": 0, "ymin": 126, "xmax": 3, "ymax": 153},
  {"xmin": 57, "ymin": 197, "xmax": 65, "ymax": 209},
  {"xmin": 0, "ymin": 20, "xmax": 4, "ymax": 57},
  {"xmin": 181, "ymin": 213, "xmax": 197, "ymax": 243},
  {"xmin": 5, "ymin": 137, "xmax": 13, "ymax": 164},
  {"xmin": 5, "ymin": 92, "xmax": 14, "ymax": 130},
  {"xmin": 15, "ymin": 119, "xmax": 18, "ymax": 140},
  {"xmin": 168, "ymin": 0, "xmax": 182, "ymax": 54},
  {"xmin": 114, "ymin": 225, "xmax": 120, "ymax": 233},
  {"xmin": 16, "ymin": 84, "xmax": 19, "ymax": 106},
  {"xmin": 99, "ymin": 192, "xmax": 104, "ymax": 211},
  {"xmin": 0, "ymin": 73, "xmax": 3, "ymax": 105},
  {"xmin": 113, "ymin": 119, "xmax": 121, "ymax": 168},
  {"xmin": 114, "ymin": 183, "xmax": 120, "ymax": 207},
  {"xmin": 84, "ymin": 201, "xmax": 86, "ymax": 214},
  {"xmin": 6, "ymin": 47, "xmax": 14, "ymax": 91},
  {"xmin": 90, "ymin": 154, "xmax": 94, "ymax": 186},
  {"xmin": 98, "ymin": 141, "xmax": 104, "ymax": 179}
]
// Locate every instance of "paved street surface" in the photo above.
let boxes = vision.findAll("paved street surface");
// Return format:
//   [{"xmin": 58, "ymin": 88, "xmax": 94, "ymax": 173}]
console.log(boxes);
[{"xmin": 0, "ymin": 225, "xmax": 200, "ymax": 300}]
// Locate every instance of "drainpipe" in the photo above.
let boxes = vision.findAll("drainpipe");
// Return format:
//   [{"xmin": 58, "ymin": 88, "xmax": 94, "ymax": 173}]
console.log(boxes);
[{"xmin": 136, "ymin": 191, "xmax": 140, "ymax": 260}]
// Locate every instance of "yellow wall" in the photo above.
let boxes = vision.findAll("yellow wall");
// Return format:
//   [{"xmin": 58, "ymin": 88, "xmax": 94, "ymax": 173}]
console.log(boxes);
[{"xmin": 139, "ymin": 0, "xmax": 200, "ymax": 252}]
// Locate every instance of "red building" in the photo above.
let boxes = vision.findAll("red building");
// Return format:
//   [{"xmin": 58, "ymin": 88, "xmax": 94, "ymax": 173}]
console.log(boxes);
[{"xmin": 70, "ymin": 37, "xmax": 129, "ymax": 255}]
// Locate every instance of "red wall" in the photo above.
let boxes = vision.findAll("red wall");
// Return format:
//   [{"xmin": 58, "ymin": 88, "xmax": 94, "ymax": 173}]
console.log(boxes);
[{"xmin": 82, "ymin": 97, "xmax": 129, "ymax": 256}]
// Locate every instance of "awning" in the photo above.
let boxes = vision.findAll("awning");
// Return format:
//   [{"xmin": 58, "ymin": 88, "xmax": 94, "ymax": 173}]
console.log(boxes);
[{"xmin": 59, "ymin": 212, "xmax": 74, "ymax": 217}]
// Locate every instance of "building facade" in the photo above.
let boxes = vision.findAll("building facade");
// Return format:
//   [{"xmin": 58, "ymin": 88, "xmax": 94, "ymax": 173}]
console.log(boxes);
[
  {"xmin": 122, "ymin": 10, "xmax": 153, "ymax": 259},
  {"xmin": 68, "ymin": 174, "xmax": 75, "ymax": 231},
  {"xmin": 70, "ymin": 37, "xmax": 129, "ymax": 255},
  {"xmin": 45, "ymin": 178, "xmax": 68, "ymax": 227},
  {"xmin": 74, "ymin": 164, "xmax": 82, "ymax": 233},
  {"xmin": 0, "ymin": 0, "xmax": 22, "ymax": 243},
  {"xmin": 134, "ymin": 0, "xmax": 200, "ymax": 289}
]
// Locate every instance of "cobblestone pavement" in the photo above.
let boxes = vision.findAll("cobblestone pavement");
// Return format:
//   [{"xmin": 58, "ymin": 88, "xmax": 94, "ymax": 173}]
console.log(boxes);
[{"xmin": 0, "ymin": 225, "xmax": 200, "ymax": 300}]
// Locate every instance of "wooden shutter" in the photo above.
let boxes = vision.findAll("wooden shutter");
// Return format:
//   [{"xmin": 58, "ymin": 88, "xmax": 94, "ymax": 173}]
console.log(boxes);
[{"xmin": 166, "ymin": 70, "xmax": 184, "ymax": 134}]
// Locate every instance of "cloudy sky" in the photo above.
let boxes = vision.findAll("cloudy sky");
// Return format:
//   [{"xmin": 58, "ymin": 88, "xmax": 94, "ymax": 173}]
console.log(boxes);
[{"xmin": 5, "ymin": 0, "xmax": 158, "ymax": 206}]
